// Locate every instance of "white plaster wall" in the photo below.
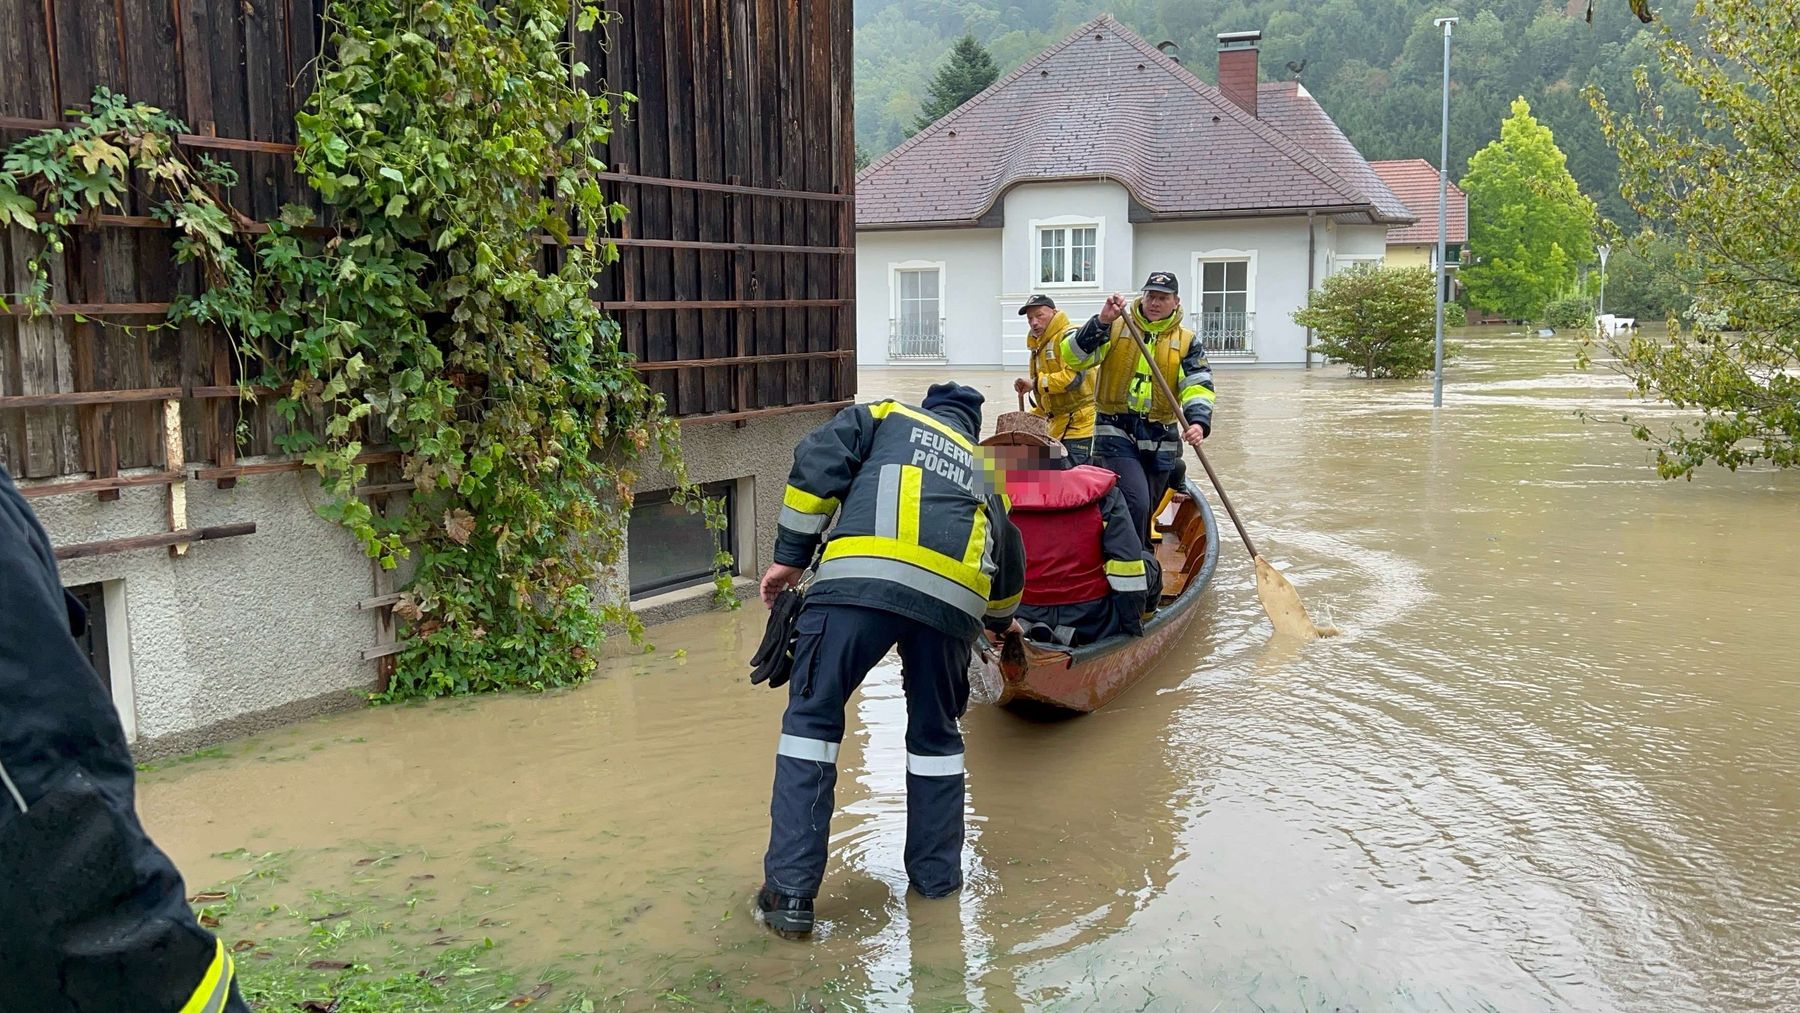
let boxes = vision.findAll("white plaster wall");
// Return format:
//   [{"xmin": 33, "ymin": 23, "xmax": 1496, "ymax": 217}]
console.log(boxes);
[
  {"xmin": 1132, "ymin": 216, "xmax": 1320, "ymax": 365},
  {"xmin": 14, "ymin": 406, "xmax": 837, "ymax": 755},
  {"xmin": 997, "ymin": 180, "xmax": 1135, "ymax": 368},
  {"xmin": 855, "ymin": 229, "xmax": 1003, "ymax": 366},
  {"xmin": 862, "ymin": 209, "xmax": 1362, "ymax": 366},
  {"xmin": 1335, "ymin": 223, "xmax": 1391, "ymax": 259},
  {"xmin": 32, "ymin": 470, "xmax": 376, "ymax": 749}
]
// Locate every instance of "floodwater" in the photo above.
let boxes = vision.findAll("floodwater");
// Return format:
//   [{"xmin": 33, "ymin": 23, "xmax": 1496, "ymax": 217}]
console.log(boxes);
[{"xmin": 139, "ymin": 329, "xmax": 1800, "ymax": 1011}]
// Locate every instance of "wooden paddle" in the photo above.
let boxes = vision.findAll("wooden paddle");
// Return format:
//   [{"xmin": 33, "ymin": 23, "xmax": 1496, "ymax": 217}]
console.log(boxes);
[{"xmin": 1116, "ymin": 305, "xmax": 1336, "ymax": 640}]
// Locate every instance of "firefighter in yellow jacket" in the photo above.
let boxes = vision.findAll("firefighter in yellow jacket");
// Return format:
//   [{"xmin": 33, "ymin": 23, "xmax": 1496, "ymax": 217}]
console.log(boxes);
[
  {"xmin": 1011, "ymin": 294, "xmax": 1097, "ymax": 464},
  {"xmin": 1061, "ymin": 271, "xmax": 1215, "ymax": 544}
]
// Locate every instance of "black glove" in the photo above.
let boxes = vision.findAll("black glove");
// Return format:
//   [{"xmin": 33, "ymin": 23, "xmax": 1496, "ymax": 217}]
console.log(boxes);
[{"xmin": 749, "ymin": 589, "xmax": 806, "ymax": 688}]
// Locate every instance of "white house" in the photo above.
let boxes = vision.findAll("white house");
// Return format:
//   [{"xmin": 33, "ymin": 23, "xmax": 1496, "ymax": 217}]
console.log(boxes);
[{"xmin": 854, "ymin": 16, "xmax": 1414, "ymax": 367}]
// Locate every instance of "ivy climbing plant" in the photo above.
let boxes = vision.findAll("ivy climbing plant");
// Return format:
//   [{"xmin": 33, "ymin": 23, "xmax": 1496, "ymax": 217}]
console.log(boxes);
[
  {"xmin": 0, "ymin": 89, "xmax": 245, "ymax": 313},
  {"xmin": 1, "ymin": 0, "xmax": 732, "ymax": 700}
]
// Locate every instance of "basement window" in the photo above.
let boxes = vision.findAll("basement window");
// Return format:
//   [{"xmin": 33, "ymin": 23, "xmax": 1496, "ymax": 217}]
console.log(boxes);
[
  {"xmin": 65, "ymin": 582, "xmax": 111, "ymax": 690},
  {"xmin": 628, "ymin": 481, "xmax": 739, "ymax": 598}
]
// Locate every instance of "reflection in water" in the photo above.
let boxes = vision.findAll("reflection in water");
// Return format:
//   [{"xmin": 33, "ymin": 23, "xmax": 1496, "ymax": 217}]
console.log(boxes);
[{"xmin": 140, "ymin": 330, "xmax": 1800, "ymax": 1011}]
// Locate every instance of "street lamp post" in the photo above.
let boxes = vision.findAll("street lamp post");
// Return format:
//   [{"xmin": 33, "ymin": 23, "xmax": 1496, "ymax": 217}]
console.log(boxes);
[
  {"xmin": 1432, "ymin": 16, "xmax": 1458, "ymax": 409},
  {"xmin": 1597, "ymin": 243, "xmax": 1611, "ymax": 318}
]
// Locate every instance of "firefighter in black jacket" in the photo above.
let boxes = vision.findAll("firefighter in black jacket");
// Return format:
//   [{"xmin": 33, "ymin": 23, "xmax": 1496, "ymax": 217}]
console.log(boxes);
[
  {"xmin": 0, "ymin": 465, "xmax": 248, "ymax": 1013},
  {"xmin": 755, "ymin": 382, "xmax": 1024, "ymax": 935}
]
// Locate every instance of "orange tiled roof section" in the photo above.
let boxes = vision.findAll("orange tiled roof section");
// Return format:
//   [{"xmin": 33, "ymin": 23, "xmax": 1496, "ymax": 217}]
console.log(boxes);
[
  {"xmin": 1369, "ymin": 158, "xmax": 1468, "ymax": 245},
  {"xmin": 856, "ymin": 15, "xmax": 1415, "ymax": 230}
]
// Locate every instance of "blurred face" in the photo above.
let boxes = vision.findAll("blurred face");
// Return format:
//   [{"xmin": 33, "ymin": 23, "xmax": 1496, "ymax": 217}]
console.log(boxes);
[
  {"xmin": 983, "ymin": 443, "xmax": 1065, "ymax": 487},
  {"xmin": 1024, "ymin": 305, "xmax": 1056, "ymax": 337},
  {"xmin": 1142, "ymin": 290, "xmax": 1179, "ymax": 321}
]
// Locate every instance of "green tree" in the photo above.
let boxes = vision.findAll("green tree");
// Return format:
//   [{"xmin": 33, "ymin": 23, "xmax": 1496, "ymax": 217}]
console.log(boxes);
[
  {"xmin": 1587, "ymin": 0, "xmax": 1800, "ymax": 477},
  {"xmin": 911, "ymin": 35, "xmax": 1000, "ymax": 134},
  {"xmin": 1459, "ymin": 97, "xmax": 1597, "ymax": 318},
  {"xmin": 1541, "ymin": 291, "xmax": 1593, "ymax": 330},
  {"xmin": 1293, "ymin": 265, "xmax": 1442, "ymax": 379},
  {"xmin": 1598, "ymin": 233, "xmax": 1690, "ymax": 322}
]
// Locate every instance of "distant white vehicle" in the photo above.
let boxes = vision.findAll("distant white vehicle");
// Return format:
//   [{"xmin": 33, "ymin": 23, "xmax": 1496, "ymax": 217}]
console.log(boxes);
[{"xmin": 1595, "ymin": 314, "xmax": 1637, "ymax": 335}]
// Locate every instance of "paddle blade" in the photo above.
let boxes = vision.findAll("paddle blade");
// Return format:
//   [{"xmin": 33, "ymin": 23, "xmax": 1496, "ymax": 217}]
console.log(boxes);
[{"xmin": 1254, "ymin": 555, "xmax": 1338, "ymax": 640}]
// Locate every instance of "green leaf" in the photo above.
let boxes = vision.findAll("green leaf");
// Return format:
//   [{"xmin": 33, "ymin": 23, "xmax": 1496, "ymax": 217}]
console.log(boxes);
[{"xmin": 0, "ymin": 182, "xmax": 37, "ymax": 229}]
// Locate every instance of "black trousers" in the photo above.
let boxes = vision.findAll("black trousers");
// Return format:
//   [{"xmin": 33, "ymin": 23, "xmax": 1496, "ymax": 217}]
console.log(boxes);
[
  {"xmin": 1098, "ymin": 452, "xmax": 1171, "ymax": 548},
  {"xmin": 1061, "ymin": 435, "xmax": 1095, "ymax": 467},
  {"xmin": 763, "ymin": 602, "xmax": 972, "ymax": 900},
  {"xmin": 1017, "ymin": 596, "xmax": 1121, "ymax": 647}
]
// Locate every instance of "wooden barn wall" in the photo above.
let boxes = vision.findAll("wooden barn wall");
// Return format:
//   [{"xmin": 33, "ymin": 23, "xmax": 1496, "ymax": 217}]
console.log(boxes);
[{"xmin": 0, "ymin": 0, "xmax": 855, "ymax": 490}]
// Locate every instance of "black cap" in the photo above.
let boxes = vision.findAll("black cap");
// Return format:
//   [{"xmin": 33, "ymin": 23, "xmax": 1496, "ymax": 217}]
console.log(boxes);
[
  {"xmin": 1142, "ymin": 271, "xmax": 1179, "ymax": 295},
  {"xmin": 1017, "ymin": 294, "xmax": 1056, "ymax": 315},
  {"xmin": 920, "ymin": 381, "xmax": 984, "ymax": 439}
]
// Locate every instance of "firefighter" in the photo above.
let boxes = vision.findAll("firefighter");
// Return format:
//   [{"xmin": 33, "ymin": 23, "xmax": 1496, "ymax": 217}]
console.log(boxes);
[
  {"xmin": 981, "ymin": 412, "xmax": 1149, "ymax": 647},
  {"xmin": 1061, "ymin": 271, "xmax": 1215, "ymax": 544},
  {"xmin": 1011, "ymin": 294, "xmax": 1096, "ymax": 464},
  {"xmin": 0, "ymin": 464, "xmax": 248, "ymax": 1013},
  {"xmin": 755, "ymin": 382, "xmax": 1025, "ymax": 935}
]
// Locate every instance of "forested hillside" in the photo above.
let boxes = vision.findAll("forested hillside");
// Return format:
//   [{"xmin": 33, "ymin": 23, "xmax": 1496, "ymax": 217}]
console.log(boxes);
[{"xmin": 854, "ymin": 0, "xmax": 1703, "ymax": 225}]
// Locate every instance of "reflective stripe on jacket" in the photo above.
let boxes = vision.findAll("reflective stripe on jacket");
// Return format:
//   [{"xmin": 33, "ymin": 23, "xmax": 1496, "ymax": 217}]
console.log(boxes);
[
  {"xmin": 1062, "ymin": 312, "xmax": 1216, "ymax": 433},
  {"xmin": 773, "ymin": 401, "xmax": 1025, "ymax": 641}
]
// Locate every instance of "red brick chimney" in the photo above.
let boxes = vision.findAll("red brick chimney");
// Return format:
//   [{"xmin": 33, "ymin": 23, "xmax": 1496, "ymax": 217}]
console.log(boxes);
[{"xmin": 1217, "ymin": 30, "xmax": 1262, "ymax": 118}]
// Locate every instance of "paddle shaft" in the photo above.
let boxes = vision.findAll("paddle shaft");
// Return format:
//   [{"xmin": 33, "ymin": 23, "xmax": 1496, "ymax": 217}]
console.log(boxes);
[{"xmin": 1117, "ymin": 309, "xmax": 1261, "ymax": 559}]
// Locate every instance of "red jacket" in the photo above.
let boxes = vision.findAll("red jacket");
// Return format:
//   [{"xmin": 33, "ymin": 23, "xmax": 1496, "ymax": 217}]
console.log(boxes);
[{"xmin": 1007, "ymin": 465, "xmax": 1145, "ymax": 607}]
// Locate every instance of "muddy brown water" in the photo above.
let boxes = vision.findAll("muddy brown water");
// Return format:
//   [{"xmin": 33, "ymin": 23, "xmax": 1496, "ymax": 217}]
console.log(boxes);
[{"xmin": 140, "ymin": 330, "xmax": 1800, "ymax": 1011}]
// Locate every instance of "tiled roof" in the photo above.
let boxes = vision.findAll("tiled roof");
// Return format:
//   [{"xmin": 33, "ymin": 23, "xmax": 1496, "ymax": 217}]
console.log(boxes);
[
  {"xmin": 1369, "ymin": 159, "xmax": 1468, "ymax": 244},
  {"xmin": 856, "ymin": 15, "xmax": 1413, "ymax": 229},
  {"xmin": 1256, "ymin": 83, "xmax": 1414, "ymax": 224}
]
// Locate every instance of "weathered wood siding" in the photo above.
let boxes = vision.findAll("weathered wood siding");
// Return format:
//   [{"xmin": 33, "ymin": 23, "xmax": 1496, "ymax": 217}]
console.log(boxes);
[{"xmin": 0, "ymin": 0, "xmax": 855, "ymax": 488}]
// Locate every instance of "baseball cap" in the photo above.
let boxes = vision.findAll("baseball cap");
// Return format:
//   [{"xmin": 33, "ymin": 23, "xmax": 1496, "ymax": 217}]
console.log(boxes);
[
  {"xmin": 1142, "ymin": 271, "xmax": 1179, "ymax": 294},
  {"xmin": 1017, "ymin": 294, "xmax": 1056, "ymax": 315}
]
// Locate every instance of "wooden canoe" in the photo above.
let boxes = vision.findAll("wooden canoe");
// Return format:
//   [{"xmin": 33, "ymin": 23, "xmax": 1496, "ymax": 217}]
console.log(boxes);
[{"xmin": 995, "ymin": 481, "xmax": 1221, "ymax": 714}]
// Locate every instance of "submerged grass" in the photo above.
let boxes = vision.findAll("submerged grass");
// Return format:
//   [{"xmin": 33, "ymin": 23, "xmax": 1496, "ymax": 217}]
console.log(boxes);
[{"xmin": 193, "ymin": 850, "xmax": 807, "ymax": 1012}]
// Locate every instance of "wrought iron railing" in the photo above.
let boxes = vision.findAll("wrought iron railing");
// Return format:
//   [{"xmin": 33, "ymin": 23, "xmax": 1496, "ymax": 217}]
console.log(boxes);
[
  {"xmin": 1196, "ymin": 310, "xmax": 1254, "ymax": 355},
  {"xmin": 889, "ymin": 317, "xmax": 946, "ymax": 361}
]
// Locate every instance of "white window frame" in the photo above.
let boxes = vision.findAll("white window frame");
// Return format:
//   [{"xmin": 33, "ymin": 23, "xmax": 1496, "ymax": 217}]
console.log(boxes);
[
  {"xmin": 888, "ymin": 260, "xmax": 946, "ymax": 361},
  {"xmin": 1191, "ymin": 249, "xmax": 1258, "ymax": 356},
  {"xmin": 889, "ymin": 260, "xmax": 946, "ymax": 319},
  {"xmin": 1029, "ymin": 215, "xmax": 1104, "ymax": 289}
]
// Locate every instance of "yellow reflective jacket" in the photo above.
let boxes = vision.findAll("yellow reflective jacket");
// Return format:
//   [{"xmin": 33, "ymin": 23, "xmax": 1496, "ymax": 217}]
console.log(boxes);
[
  {"xmin": 1025, "ymin": 310, "xmax": 1095, "ymax": 440},
  {"xmin": 1060, "ymin": 302, "xmax": 1216, "ymax": 432}
]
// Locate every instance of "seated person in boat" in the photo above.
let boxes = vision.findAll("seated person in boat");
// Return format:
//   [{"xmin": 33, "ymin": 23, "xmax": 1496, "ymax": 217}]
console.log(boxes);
[{"xmin": 982, "ymin": 412, "xmax": 1154, "ymax": 647}]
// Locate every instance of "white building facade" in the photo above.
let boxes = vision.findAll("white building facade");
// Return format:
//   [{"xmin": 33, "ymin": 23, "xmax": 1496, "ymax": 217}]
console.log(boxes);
[
  {"xmin": 857, "ymin": 180, "xmax": 1393, "ymax": 367},
  {"xmin": 854, "ymin": 19, "xmax": 1411, "ymax": 368}
]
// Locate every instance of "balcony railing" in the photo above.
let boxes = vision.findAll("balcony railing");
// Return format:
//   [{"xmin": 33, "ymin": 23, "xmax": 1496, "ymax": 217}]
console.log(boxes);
[
  {"xmin": 1195, "ymin": 310, "xmax": 1254, "ymax": 356},
  {"xmin": 889, "ymin": 317, "xmax": 946, "ymax": 361}
]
